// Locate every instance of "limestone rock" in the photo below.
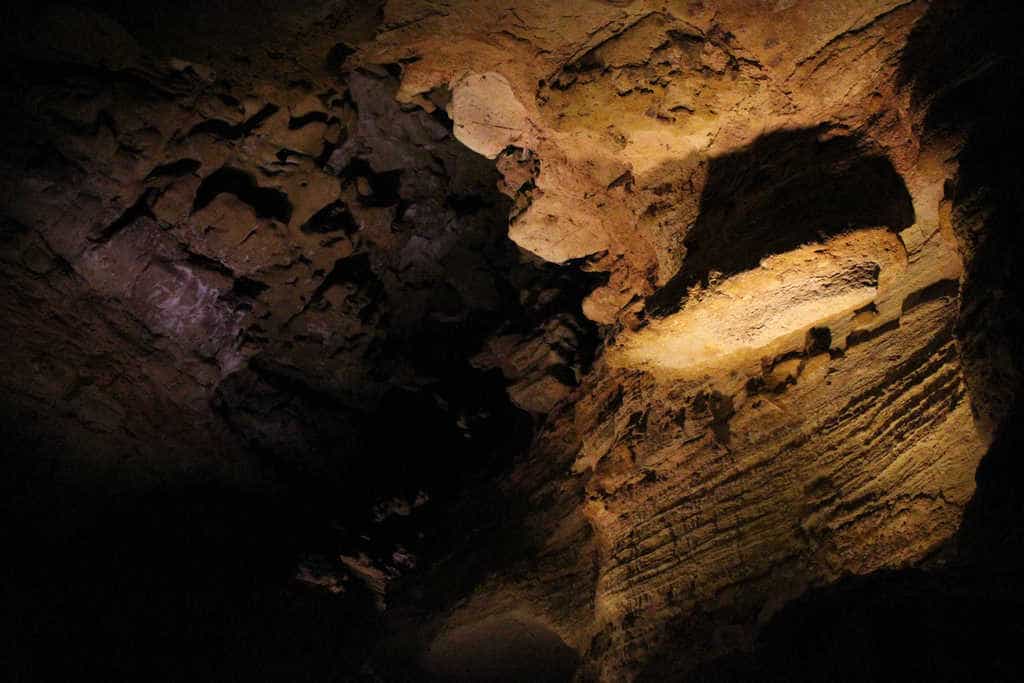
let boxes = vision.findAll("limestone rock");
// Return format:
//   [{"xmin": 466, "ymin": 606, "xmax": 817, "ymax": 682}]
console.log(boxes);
[{"xmin": 450, "ymin": 72, "xmax": 531, "ymax": 159}]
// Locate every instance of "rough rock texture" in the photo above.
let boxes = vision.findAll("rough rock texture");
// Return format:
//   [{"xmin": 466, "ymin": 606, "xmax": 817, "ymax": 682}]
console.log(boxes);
[
  {"xmin": 362, "ymin": 0, "xmax": 1021, "ymax": 679},
  {"xmin": 1, "ymin": 3, "xmax": 598, "ymax": 679},
  {"xmin": 1, "ymin": 1, "xmax": 1022, "ymax": 681}
]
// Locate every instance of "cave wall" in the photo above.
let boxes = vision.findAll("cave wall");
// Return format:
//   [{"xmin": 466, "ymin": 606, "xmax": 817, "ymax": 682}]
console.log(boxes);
[
  {"xmin": 1, "ymin": 1, "xmax": 1022, "ymax": 681},
  {"xmin": 362, "ymin": 0, "xmax": 1018, "ymax": 679},
  {"xmin": 1, "ymin": 3, "xmax": 597, "ymax": 679}
]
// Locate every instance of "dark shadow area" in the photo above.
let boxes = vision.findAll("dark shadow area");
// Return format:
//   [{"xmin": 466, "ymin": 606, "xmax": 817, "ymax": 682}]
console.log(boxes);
[
  {"xmin": 146, "ymin": 158, "xmax": 202, "ymax": 180},
  {"xmin": 0, "ymin": 451, "xmax": 382, "ymax": 683},
  {"xmin": 0, "ymin": 348, "xmax": 542, "ymax": 682},
  {"xmin": 899, "ymin": 0, "xmax": 1024, "ymax": 430},
  {"xmin": 299, "ymin": 200, "xmax": 358, "ymax": 235},
  {"xmin": 192, "ymin": 167, "xmax": 293, "ymax": 223},
  {"xmin": 647, "ymin": 128, "xmax": 914, "ymax": 316},
  {"xmin": 679, "ymin": 567, "xmax": 1024, "ymax": 682},
  {"xmin": 188, "ymin": 103, "xmax": 279, "ymax": 141},
  {"xmin": 422, "ymin": 614, "xmax": 580, "ymax": 682},
  {"xmin": 339, "ymin": 158, "xmax": 403, "ymax": 208}
]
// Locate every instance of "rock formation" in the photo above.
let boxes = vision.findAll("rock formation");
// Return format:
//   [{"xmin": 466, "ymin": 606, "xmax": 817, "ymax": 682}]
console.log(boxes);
[{"xmin": 2, "ymin": 1, "xmax": 1022, "ymax": 681}]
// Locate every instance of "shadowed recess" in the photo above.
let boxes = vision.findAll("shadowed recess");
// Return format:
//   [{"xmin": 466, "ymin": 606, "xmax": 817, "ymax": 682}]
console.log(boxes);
[
  {"xmin": 647, "ymin": 127, "xmax": 914, "ymax": 316},
  {"xmin": 423, "ymin": 613, "xmax": 580, "ymax": 682},
  {"xmin": 300, "ymin": 200, "xmax": 359, "ymax": 234},
  {"xmin": 192, "ymin": 166, "xmax": 293, "ymax": 223},
  {"xmin": 188, "ymin": 103, "xmax": 279, "ymax": 140}
]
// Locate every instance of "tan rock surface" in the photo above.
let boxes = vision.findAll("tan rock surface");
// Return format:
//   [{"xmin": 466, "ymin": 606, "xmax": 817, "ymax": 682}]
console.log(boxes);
[{"xmin": 359, "ymin": 1, "xmax": 1004, "ymax": 679}]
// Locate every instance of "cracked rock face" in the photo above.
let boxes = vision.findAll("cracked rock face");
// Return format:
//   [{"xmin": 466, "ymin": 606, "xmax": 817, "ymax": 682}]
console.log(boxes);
[{"xmin": 2, "ymin": 1, "xmax": 1023, "ymax": 681}]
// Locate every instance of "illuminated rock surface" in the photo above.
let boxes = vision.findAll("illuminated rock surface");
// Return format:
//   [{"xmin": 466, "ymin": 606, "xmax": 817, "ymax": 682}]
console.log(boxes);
[{"xmin": 1, "ymin": 1, "xmax": 1022, "ymax": 681}]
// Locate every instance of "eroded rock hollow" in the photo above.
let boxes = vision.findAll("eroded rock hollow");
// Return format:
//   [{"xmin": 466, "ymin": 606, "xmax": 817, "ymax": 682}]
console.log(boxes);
[{"xmin": 2, "ymin": 1, "xmax": 1022, "ymax": 681}]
